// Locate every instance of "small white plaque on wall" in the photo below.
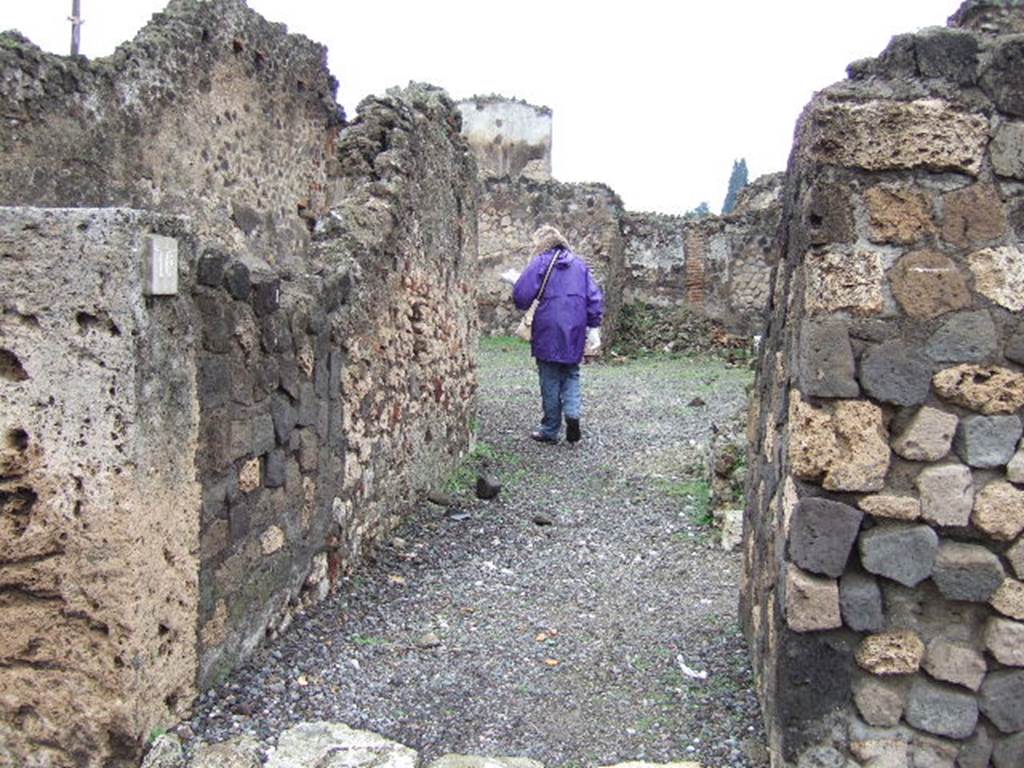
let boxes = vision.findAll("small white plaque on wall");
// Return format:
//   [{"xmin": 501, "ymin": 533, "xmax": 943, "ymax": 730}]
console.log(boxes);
[{"xmin": 143, "ymin": 234, "xmax": 179, "ymax": 296}]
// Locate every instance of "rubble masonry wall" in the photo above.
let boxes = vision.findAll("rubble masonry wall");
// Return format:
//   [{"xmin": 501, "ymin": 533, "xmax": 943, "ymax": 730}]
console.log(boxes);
[
  {"xmin": 742, "ymin": 3, "xmax": 1024, "ymax": 766},
  {"xmin": 0, "ymin": 2, "xmax": 478, "ymax": 766}
]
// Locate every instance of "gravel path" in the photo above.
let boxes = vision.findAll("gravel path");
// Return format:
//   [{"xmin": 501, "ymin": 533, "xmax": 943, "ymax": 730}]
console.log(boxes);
[{"xmin": 185, "ymin": 342, "xmax": 768, "ymax": 768}]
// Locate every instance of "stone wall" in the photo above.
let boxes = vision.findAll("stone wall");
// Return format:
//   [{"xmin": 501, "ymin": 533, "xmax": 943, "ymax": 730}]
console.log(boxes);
[
  {"xmin": 0, "ymin": 3, "xmax": 478, "ymax": 766},
  {"xmin": 0, "ymin": 208, "xmax": 200, "ymax": 767},
  {"xmin": 743, "ymin": 3, "xmax": 1024, "ymax": 766},
  {"xmin": 456, "ymin": 96, "xmax": 552, "ymax": 181},
  {"xmin": 477, "ymin": 177, "xmax": 625, "ymax": 341},
  {"xmin": 622, "ymin": 174, "xmax": 783, "ymax": 335}
]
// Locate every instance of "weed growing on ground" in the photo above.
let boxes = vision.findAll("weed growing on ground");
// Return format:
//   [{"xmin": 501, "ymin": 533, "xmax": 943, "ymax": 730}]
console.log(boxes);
[{"xmin": 661, "ymin": 478, "xmax": 713, "ymax": 527}]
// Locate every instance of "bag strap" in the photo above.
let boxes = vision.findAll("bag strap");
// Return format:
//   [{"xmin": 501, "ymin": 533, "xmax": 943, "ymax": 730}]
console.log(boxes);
[{"xmin": 535, "ymin": 249, "xmax": 561, "ymax": 304}]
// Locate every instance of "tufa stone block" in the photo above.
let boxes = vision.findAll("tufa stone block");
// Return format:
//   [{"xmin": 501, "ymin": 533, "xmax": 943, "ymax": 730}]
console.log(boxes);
[
  {"xmin": 904, "ymin": 677, "xmax": 979, "ymax": 739},
  {"xmin": 238, "ymin": 457, "xmax": 261, "ymax": 494},
  {"xmin": 932, "ymin": 541, "xmax": 1005, "ymax": 602},
  {"xmin": 941, "ymin": 184, "xmax": 1008, "ymax": 249},
  {"xmin": 859, "ymin": 524, "xmax": 938, "ymax": 587},
  {"xmin": 804, "ymin": 250, "xmax": 885, "ymax": 316},
  {"xmin": 916, "ymin": 463, "xmax": 974, "ymax": 527},
  {"xmin": 196, "ymin": 250, "xmax": 226, "ymax": 287},
  {"xmin": 925, "ymin": 310, "xmax": 998, "ymax": 364},
  {"xmin": 992, "ymin": 120, "xmax": 1024, "ymax": 180},
  {"xmin": 968, "ymin": 246, "xmax": 1024, "ymax": 312},
  {"xmin": 864, "ymin": 184, "xmax": 933, "ymax": 245},
  {"xmin": 923, "ymin": 637, "xmax": 987, "ymax": 691},
  {"xmin": 805, "ymin": 99, "xmax": 988, "ymax": 175},
  {"xmin": 840, "ymin": 571, "xmax": 884, "ymax": 632},
  {"xmin": 986, "ymin": 617, "xmax": 1024, "ymax": 667},
  {"xmin": 933, "ymin": 365, "xmax": 1024, "ymax": 415},
  {"xmin": 798, "ymin": 319, "xmax": 860, "ymax": 398},
  {"xmin": 859, "ymin": 341, "xmax": 933, "ymax": 407},
  {"xmin": 853, "ymin": 675, "xmax": 906, "ymax": 727},
  {"xmin": 973, "ymin": 481, "xmax": 1024, "ymax": 541},
  {"xmin": 223, "ymin": 260, "xmax": 251, "ymax": 301},
  {"xmin": 893, "ymin": 407, "xmax": 958, "ymax": 462},
  {"xmin": 789, "ymin": 497, "xmax": 864, "ymax": 577},
  {"xmin": 788, "ymin": 394, "xmax": 891, "ymax": 492},
  {"xmin": 856, "ymin": 629, "xmax": 925, "ymax": 675},
  {"xmin": 979, "ymin": 670, "xmax": 1024, "ymax": 734},
  {"xmin": 991, "ymin": 578, "xmax": 1024, "ymax": 620},
  {"xmin": 858, "ymin": 494, "xmax": 921, "ymax": 521},
  {"xmin": 954, "ymin": 415, "xmax": 1023, "ymax": 469},
  {"xmin": 259, "ymin": 525, "xmax": 285, "ymax": 556},
  {"xmin": 889, "ymin": 250, "xmax": 970, "ymax": 321},
  {"xmin": 784, "ymin": 563, "xmax": 841, "ymax": 633}
]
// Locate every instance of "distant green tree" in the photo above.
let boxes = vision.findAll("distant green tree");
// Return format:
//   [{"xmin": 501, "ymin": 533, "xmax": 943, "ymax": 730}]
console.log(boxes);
[
  {"xmin": 721, "ymin": 158, "xmax": 749, "ymax": 215},
  {"xmin": 684, "ymin": 201, "xmax": 711, "ymax": 219}
]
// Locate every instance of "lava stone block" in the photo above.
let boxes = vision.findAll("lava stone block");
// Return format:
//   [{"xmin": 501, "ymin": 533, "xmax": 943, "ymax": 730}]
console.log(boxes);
[
  {"xmin": 932, "ymin": 541, "xmax": 1005, "ymax": 602},
  {"xmin": 980, "ymin": 670, "xmax": 1024, "ymax": 734},
  {"xmin": 926, "ymin": 310, "xmax": 998, "ymax": 363},
  {"xmin": 798, "ymin": 319, "xmax": 860, "ymax": 398},
  {"xmin": 859, "ymin": 524, "xmax": 939, "ymax": 587},
  {"xmin": 954, "ymin": 414, "xmax": 1023, "ymax": 468},
  {"xmin": 789, "ymin": 497, "xmax": 864, "ymax": 577},
  {"xmin": 859, "ymin": 340, "xmax": 933, "ymax": 406},
  {"xmin": 839, "ymin": 571, "xmax": 884, "ymax": 631},
  {"xmin": 904, "ymin": 677, "xmax": 979, "ymax": 739}
]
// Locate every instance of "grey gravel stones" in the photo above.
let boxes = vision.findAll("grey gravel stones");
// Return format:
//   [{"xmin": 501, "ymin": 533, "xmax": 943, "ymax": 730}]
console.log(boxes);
[
  {"xmin": 954, "ymin": 414, "xmax": 1023, "ymax": 468},
  {"xmin": 798, "ymin": 319, "xmax": 860, "ymax": 398},
  {"xmin": 925, "ymin": 310, "xmax": 998, "ymax": 362},
  {"xmin": 980, "ymin": 670, "xmax": 1024, "ymax": 733},
  {"xmin": 859, "ymin": 524, "xmax": 938, "ymax": 586},
  {"xmin": 904, "ymin": 677, "xmax": 979, "ymax": 738},
  {"xmin": 789, "ymin": 498, "xmax": 864, "ymax": 577},
  {"xmin": 915, "ymin": 463, "xmax": 974, "ymax": 526},
  {"xmin": 932, "ymin": 541, "xmax": 1006, "ymax": 601},
  {"xmin": 859, "ymin": 340, "xmax": 933, "ymax": 406},
  {"xmin": 839, "ymin": 571, "xmax": 883, "ymax": 632}
]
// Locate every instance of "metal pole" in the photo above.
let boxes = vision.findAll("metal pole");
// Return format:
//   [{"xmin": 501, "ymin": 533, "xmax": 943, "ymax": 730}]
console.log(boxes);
[{"xmin": 70, "ymin": 0, "xmax": 82, "ymax": 56}]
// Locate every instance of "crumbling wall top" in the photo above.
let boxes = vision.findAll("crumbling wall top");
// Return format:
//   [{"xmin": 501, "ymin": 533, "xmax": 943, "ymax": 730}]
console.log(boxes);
[{"xmin": 950, "ymin": 0, "xmax": 1024, "ymax": 33}]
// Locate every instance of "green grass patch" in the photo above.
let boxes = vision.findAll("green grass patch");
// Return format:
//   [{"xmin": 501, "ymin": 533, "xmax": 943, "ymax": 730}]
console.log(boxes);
[
  {"xmin": 350, "ymin": 633, "xmax": 388, "ymax": 647},
  {"xmin": 479, "ymin": 335, "xmax": 529, "ymax": 352},
  {"xmin": 661, "ymin": 478, "xmax": 713, "ymax": 526}
]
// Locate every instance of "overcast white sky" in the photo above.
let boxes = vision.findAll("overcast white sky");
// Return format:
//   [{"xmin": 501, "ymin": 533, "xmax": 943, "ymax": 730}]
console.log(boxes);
[{"xmin": 5, "ymin": 1, "xmax": 957, "ymax": 214}]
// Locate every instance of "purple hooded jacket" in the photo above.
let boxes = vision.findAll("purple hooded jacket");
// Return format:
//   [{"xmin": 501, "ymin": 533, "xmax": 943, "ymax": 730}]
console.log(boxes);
[{"xmin": 513, "ymin": 247, "xmax": 604, "ymax": 364}]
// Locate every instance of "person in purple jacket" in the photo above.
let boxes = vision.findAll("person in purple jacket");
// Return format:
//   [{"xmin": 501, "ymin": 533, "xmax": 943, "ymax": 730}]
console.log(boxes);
[{"xmin": 513, "ymin": 225, "xmax": 604, "ymax": 444}]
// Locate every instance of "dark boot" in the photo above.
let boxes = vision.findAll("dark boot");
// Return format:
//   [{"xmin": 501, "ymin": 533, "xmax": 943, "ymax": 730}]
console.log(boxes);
[{"xmin": 565, "ymin": 417, "xmax": 581, "ymax": 443}]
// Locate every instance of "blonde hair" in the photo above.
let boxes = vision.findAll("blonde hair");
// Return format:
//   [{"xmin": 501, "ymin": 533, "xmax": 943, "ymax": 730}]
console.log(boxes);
[{"xmin": 530, "ymin": 224, "xmax": 570, "ymax": 256}]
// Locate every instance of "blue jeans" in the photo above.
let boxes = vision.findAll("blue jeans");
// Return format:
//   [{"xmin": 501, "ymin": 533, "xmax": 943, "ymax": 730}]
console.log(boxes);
[{"xmin": 536, "ymin": 360, "xmax": 581, "ymax": 438}]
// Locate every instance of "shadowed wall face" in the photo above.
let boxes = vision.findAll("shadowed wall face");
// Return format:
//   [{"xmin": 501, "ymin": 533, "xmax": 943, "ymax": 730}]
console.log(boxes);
[{"xmin": 744, "ymin": 2, "xmax": 1024, "ymax": 765}]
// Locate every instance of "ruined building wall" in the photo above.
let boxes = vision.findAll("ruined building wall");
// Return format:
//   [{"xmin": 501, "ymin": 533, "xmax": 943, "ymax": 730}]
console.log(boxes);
[
  {"xmin": 477, "ymin": 177, "xmax": 625, "ymax": 342},
  {"xmin": 0, "ymin": 3, "xmax": 478, "ymax": 766},
  {"xmin": 0, "ymin": 209, "xmax": 200, "ymax": 767},
  {"xmin": 743, "ymin": 3, "xmax": 1024, "ymax": 766},
  {"xmin": 465, "ymin": 96, "xmax": 781, "ymax": 340},
  {"xmin": 622, "ymin": 174, "xmax": 782, "ymax": 335},
  {"xmin": 456, "ymin": 96, "xmax": 552, "ymax": 182}
]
